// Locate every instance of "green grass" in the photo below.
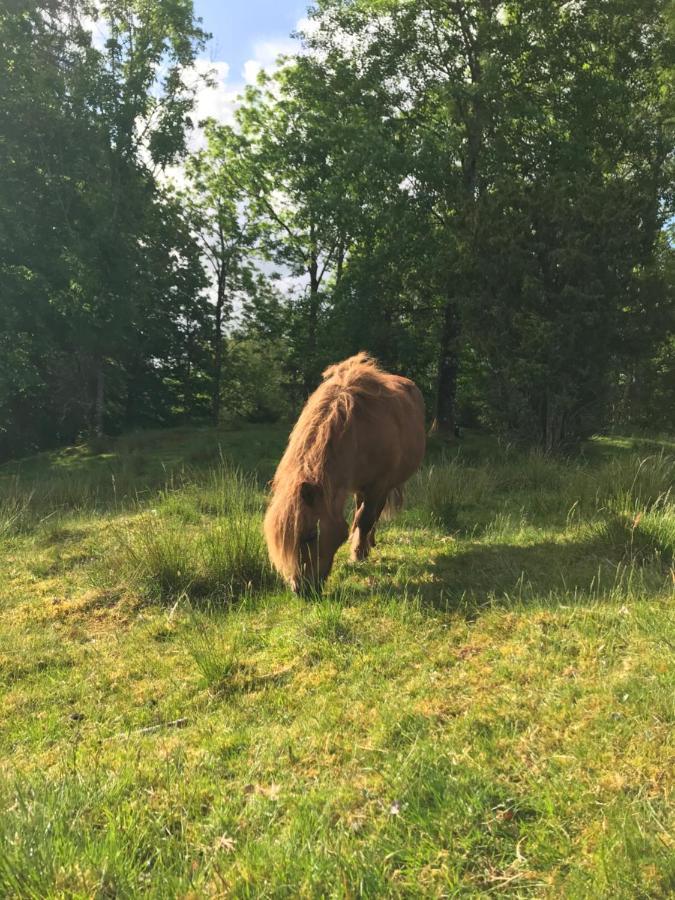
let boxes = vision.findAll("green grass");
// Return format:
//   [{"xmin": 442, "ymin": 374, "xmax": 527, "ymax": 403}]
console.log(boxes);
[
  {"xmin": 106, "ymin": 467, "xmax": 273, "ymax": 603},
  {"xmin": 1, "ymin": 426, "xmax": 674, "ymax": 897}
]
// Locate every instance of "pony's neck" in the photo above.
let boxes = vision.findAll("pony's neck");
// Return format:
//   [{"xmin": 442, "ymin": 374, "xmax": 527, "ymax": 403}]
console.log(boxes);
[
  {"xmin": 307, "ymin": 424, "xmax": 350, "ymax": 514},
  {"xmin": 327, "ymin": 485, "xmax": 349, "ymax": 520}
]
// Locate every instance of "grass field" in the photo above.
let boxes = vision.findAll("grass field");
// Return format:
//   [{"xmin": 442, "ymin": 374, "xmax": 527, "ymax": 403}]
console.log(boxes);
[{"xmin": 1, "ymin": 425, "xmax": 674, "ymax": 898}]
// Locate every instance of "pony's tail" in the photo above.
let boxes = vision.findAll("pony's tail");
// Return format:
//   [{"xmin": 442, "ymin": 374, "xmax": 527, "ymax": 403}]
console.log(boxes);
[{"xmin": 382, "ymin": 486, "xmax": 404, "ymax": 521}]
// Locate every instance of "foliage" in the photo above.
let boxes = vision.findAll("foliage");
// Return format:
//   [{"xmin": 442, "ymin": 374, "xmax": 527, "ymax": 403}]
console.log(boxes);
[
  {"xmin": 179, "ymin": 123, "xmax": 260, "ymax": 423},
  {"xmin": 2, "ymin": 0, "xmax": 673, "ymax": 456},
  {"xmin": 299, "ymin": 0, "xmax": 674, "ymax": 447},
  {"xmin": 0, "ymin": 0, "xmax": 209, "ymax": 459}
]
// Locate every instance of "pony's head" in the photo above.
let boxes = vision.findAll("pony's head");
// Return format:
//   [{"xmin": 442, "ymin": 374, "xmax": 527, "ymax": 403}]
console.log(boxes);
[{"xmin": 264, "ymin": 480, "xmax": 348, "ymax": 594}]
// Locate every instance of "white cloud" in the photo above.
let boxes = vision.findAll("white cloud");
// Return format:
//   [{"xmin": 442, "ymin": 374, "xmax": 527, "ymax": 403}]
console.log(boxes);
[
  {"xmin": 183, "ymin": 17, "xmax": 310, "ymax": 148},
  {"xmin": 80, "ymin": 10, "xmax": 109, "ymax": 51},
  {"xmin": 295, "ymin": 16, "xmax": 320, "ymax": 40},
  {"xmin": 186, "ymin": 60, "xmax": 241, "ymax": 146},
  {"xmin": 242, "ymin": 37, "xmax": 299, "ymax": 84},
  {"xmin": 158, "ymin": 61, "xmax": 240, "ymax": 186},
  {"xmin": 242, "ymin": 58, "xmax": 263, "ymax": 85}
]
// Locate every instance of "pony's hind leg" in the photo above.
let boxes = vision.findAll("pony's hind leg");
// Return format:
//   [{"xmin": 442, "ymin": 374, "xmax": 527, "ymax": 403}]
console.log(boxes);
[
  {"xmin": 350, "ymin": 492, "xmax": 366, "ymax": 535},
  {"xmin": 350, "ymin": 493, "xmax": 386, "ymax": 562},
  {"xmin": 370, "ymin": 487, "xmax": 403, "ymax": 548}
]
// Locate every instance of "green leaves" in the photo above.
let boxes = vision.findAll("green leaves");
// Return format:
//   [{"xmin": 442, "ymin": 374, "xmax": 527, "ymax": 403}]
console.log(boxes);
[
  {"xmin": 0, "ymin": 0, "xmax": 209, "ymax": 457},
  {"xmin": 303, "ymin": 0, "xmax": 674, "ymax": 447},
  {"xmin": 1, "ymin": 0, "xmax": 672, "ymax": 457}
]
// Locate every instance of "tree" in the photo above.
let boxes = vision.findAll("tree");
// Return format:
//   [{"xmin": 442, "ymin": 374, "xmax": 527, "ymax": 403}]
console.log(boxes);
[
  {"xmin": 234, "ymin": 63, "xmax": 359, "ymax": 393},
  {"xmin": 0, "ymin": 0, "xmax": 210, "ymax": 457},
  {"xmin": 181, "ymin": 123, "xmax": 258, "ymax": 423},
  {"xmin": 305, "ymin": 0, "xmax": 673, "ymax": 447},
  {"xmin": 76, "ymin": 0, "xmax": 208, "ymax": 434}
]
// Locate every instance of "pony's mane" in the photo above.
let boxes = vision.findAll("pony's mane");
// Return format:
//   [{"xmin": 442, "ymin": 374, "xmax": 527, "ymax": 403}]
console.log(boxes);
[{"xmin": 264, "ymin": 353, "xmax": 384, "ymax": 579}]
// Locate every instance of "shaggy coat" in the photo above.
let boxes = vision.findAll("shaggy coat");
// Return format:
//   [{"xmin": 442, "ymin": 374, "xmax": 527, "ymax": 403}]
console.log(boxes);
[{"xmin": 264, "ymin": 353, "xmax": 425, "ymax": 591}]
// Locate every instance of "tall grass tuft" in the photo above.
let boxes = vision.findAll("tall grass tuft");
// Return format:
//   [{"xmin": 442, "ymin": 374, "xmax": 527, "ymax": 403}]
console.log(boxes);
[
  {"xmin": 408, "ymin": 459, "xmax": 497, "ymax": 529},
  {"xmin": 599, "ymin": 507, "xmax": 675, "ymax": 567},
  {"xmin": 406, "ymin": 447, "xmax": 675, "ymax": 536},
  {"xmin": 0, "ymin": 489, "xmax": 35, "ymax": 538},
  {"xmin": 184, "ymin": 614, "xmax": 245, "ymax": 693},
  {"xmin": 110, "ymin": 467, "xmax": 274, "ymax": 603}
]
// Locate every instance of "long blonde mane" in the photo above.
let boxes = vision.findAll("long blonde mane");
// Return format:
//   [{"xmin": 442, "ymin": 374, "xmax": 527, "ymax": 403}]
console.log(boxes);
[{"xmin": 264, "ymin": 353, "xmax": 384, "ymax": 579}]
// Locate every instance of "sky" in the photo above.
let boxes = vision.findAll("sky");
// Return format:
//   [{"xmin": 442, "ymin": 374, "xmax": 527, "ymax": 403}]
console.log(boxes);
[
  {"xmin": 195, "ymin": 1, "xmax": 310, "ymax": 77},
  {"xmin": 190, "ymin": 1, "xmax": 312, "ymax": 131}
]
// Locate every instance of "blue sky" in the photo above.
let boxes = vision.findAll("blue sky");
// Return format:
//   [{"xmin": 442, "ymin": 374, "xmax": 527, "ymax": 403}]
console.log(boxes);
[
  {"xmin": 185, "ymin": 1, "xmax": 313, "ymax": 135},
  {"xmin": 194, "ymin": 1, "xmax": 310, "ymax": 82}
]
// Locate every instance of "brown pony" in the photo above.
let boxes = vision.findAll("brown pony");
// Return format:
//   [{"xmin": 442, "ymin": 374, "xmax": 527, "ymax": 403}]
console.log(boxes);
[{"xmin": 264, "ymin": 353, "xmax": 426, "ymax": 593}]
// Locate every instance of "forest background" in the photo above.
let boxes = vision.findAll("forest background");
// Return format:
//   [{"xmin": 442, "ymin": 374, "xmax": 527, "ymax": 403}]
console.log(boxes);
[{"xmin": 1, "ymin": 0, "xmax": 673, "ymax": 460}]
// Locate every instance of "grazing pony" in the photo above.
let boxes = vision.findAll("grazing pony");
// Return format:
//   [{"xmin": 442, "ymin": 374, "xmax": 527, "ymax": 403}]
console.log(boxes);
[{"xmin": 264, "ymin": 353, "xmax": 426, "ymax": 593}]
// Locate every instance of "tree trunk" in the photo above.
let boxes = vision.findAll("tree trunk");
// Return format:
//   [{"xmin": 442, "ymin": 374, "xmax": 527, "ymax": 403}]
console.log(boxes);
[
  {"xmin": 542, "ymin": 390, "xmax": 565, "ymax": 453},
  {"xmin": 304, "ymin": 254, "xmax": 320, "ymax": 395},
  {"xmin": 433, "ymin": 298, "xmax": 461, "ymax": 439},
  {"xmin": 212, "ymin": 271, "xmax": 225, "ymax": 424},
  {"xmin": 335, "ymin": 237, "xmax": 345, "ymax": 286},
  {"xmin": 94, "ymin": 363, "xmax": 105, "ymax": 438},
  {"xmin": 125, "ymin": 371, "xmax": 138, "ymax": 424},
  {"xmin": 430, "ymin": 15, "xmax": 483, "ymax": 442},
  {"xmin": 183, "ymin": 325, "xmax": 194, "ymax": 422}
]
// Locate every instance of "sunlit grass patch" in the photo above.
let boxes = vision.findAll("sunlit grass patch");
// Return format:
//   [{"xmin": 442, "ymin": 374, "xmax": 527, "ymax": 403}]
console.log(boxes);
[
  {"xmin": 304, "ymin": 595, "xmax": 353, "ymax": 646},
  {"xmin": 155, "ymin": 491, "xmax": 201, "ymax": 524},
  {"xmin": 0, "ymin": 632, "xmax": 75, "ymax": 689}
]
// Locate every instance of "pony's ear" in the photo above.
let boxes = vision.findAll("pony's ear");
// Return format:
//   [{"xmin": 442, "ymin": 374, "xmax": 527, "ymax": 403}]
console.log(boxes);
[{"xmin": 300, "ymin": 481, "xmax": 319, "ymax": 506}]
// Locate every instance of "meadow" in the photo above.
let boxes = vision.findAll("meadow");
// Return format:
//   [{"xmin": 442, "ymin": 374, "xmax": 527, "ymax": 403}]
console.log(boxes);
[{"xmin": 0, "ymin": 425, "xmax": 673, "ymax": 898}]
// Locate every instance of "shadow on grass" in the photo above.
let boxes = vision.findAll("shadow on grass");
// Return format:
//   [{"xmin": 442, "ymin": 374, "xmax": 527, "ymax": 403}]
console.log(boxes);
[
  {"xmin": 368, "ymin": 519, "xmax": 672, "ymax": 615},
  {"xmin": 1, "ymin": 424, "xmax": 289, "ymax": 480}
]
